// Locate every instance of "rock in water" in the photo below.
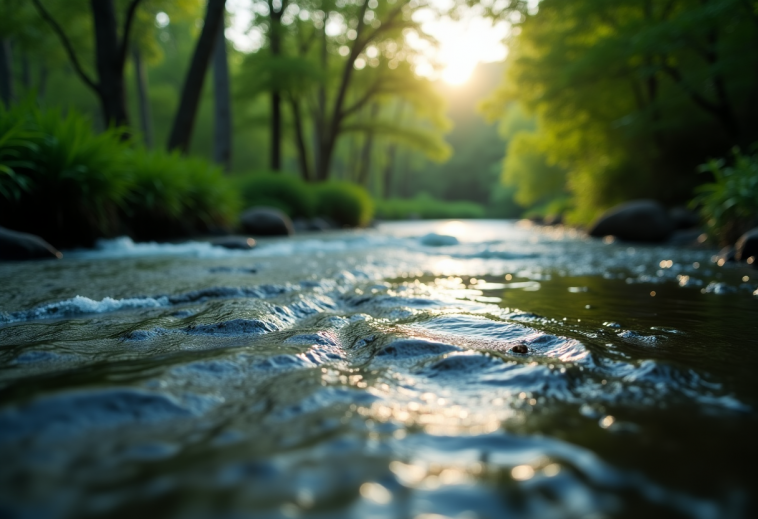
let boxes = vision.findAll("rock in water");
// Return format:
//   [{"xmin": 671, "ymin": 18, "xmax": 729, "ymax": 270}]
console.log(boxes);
[
  {"xmin": 239, "ymin": 207, "xmax": 294, "ymax": 236},
  {"xmin": 420, "ymin": 233, "xmax": 459, "ymax": 246},
  {"xmin": 0, "ymin": 226, "xmax": 62, "ymax": 261},
  {"xmin": 210, "ymin": 236, "xmax": 257, "ymax": 250},
  {"xmin": 735, "ymin": 228, "xmax": 758, "ymax": 262},
  {"xmin": 589, "ymin": 200, "xmax": 674, "ymax": 242}
]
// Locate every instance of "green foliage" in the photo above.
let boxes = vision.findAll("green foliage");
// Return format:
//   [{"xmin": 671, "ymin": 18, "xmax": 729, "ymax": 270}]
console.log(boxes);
[
  {"xmin": 233, "ymin": 173, "xmax": 374, "ymax": 227},
  {"xmin": 314, "ymin": 181, "xmax": 374, "ymax": 228},
  {"xmin": 693, "ymin": 147, "xmax": 758, "ymax": 245},
  {"xmin": 376, "ymin": 193, "xmax": 486, "ymax": 220},
  {"xmin": 124, "ymin": 149, "xmax": 240, "ymax": 241},
  {"xmin": 234, "ymin": 172, "xmax": 316, "ymax": 218},
  {"xmin": 502, "ymin": 131, "xmax": 567, "ymax": 208},
  {"xmin": 484, "ymin": 0, "xmax": 758, "ymax": 224},
  {"xmin": 0, "ymin": 104, "xmax": 131, "ymax": 246},
  {"xmin": 0, "ymin": 105, "xmax": 239, "ymax": 247}
]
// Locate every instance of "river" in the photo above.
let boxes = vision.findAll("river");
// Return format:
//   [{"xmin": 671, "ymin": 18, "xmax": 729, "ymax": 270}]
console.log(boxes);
[{"xmin": 0, "ymin": 220, "xmax": 756, "ymax": 518}]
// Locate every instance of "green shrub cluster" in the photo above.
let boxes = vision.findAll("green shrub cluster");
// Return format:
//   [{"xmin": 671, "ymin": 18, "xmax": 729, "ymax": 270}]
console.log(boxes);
[
  {"xmin": 234, "ymin": 172, "xmax": 315, "ymax": 218},
  {"xmin": 234, "ymin": 172, "xmax": 374, "ymax": 228},
  {"xmin": 376, "ymin": 193, "xmax": 485, "ymax": 220},
  {"xmin": 693, "ymin": 147, "xmax": 758, "ymax": 245},
  {"xmin": 0, "ymin": 104, "xmax": 239, "ymax": 247}
]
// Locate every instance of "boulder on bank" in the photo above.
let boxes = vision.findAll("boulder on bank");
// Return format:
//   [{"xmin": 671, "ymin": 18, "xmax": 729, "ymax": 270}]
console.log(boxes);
[
  {"xmin": 735, "ymin": 228, "xmax": 758, "ymax": 262},
  {"xmin": 239, "ymin": 207, "xmax": 294, "ymax": 236},
  {"xmin": 589, "ymin": 200, "xmax": 674, "ymax": 242},
  {"xmin": 0, "ymin": 226, "xmax": 62, "ymax": 261},
  {"xmin": 669, "ymin": 206, "xmax": 700, "ymax": 230}
]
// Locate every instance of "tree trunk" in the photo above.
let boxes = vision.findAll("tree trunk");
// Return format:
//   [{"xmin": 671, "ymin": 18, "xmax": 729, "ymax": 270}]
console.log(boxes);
[
  {"xmin": 383, "ymin": 144, "xmax": 397, "ymax": 198},
  {"xmin": 167, "ymin": 0, "xmax": 226, "ymax": 153},
  {"xmin": 38, "ymin": 63, "xmax": 48, "ymax": 101},
  {"xmin": 382, "ymin": 101, "xmax": 405, "ymax": 198},
  {"xmin": 268, "ymin": 0, "xmax": 287, "ymax": 171},
  {"xmin": 314, "ymin": 23, "xmax": 328, "ymax": 180},
  {"xmin": 357, "ymin": 103, "xmax": 380, "ymax": 185},
  {"xmin": 21, "ymin": 52, "xmax": 31, "ymax": 92},
  {"xmin": 212, "ymin": 20, "xmax": 232, "ymax": 171},
  {"xmin": 0, "ymin": 39, "xmax": 14, "ymax": 107},
  {"xmin": 91, "ymin": 0, "xmax": 129, "ymax": 127},
  {"xmin": 289, "ymin": 96, "xmax": 311, "ymax": 181},
  {"xmin": 132, "ymin": 46, "xmax": 153, "ymax": 147}
]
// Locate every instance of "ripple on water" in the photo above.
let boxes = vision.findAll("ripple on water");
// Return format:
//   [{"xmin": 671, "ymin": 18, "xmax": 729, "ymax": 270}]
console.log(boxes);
[{"xmin": 0, "ymin": 389, "xmax": 217, "ymax": 443}]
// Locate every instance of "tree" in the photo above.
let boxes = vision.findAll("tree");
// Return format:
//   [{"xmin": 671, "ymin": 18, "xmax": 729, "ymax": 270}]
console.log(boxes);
[
  {"xmin": 239, "ymin": 0, "xmax": 450, "ymax": 181},
  {"xmin": 167, "ymin": 0, "xmax": 227, "ymax": 153},
  {"xmin": 483, "ymin": 0, "xmax": 758, "ymax": 222},
  {"xmin": 212, "ymin": 15, "xmax": 232, "ymax": 171},
  {"xmin": 31, "ymin": 0, "xmax": 144, "ymax": 128}
]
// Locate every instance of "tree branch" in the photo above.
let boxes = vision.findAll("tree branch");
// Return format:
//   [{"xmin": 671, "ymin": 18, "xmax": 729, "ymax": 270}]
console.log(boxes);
[
  {"xmin": 341, "ymin": 79, "xmax": 386, "ymax": 119},
  {"xmin": 118, "ymin": 0, "xmax": 144, "ymax": 72},
  {"xmin": 31, "ymin": 0, "xmax": 99, "ymax": 93}
]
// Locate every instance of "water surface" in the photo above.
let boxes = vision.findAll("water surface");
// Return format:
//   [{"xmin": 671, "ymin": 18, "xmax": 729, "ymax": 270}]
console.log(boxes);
[{"xmin": 0, "ymin": 220, "xmax": 756, "ymax": 519}]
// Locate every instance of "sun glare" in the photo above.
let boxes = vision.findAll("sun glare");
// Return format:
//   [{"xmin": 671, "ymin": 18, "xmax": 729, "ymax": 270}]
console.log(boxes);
[{"xmin": 441, "ymin": 58, "xmax": 477, "ymax": 85}]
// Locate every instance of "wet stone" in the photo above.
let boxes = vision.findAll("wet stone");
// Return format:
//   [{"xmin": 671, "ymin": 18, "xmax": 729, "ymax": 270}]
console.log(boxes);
[{"xmin": 511, "ymin": 344, "xmax": 529, "ymax": 354}]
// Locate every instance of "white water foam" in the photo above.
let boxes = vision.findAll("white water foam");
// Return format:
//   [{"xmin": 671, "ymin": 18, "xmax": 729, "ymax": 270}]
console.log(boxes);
[{"xmin": 1, "ymin": 295, "xmax": 171, "ymax": 324}]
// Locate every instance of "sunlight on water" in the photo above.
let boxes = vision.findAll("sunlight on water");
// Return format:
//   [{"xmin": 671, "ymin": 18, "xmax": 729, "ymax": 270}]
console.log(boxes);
[{"xmin": 0, "ymin": 220, "xmax": 756, "ymax": 518}]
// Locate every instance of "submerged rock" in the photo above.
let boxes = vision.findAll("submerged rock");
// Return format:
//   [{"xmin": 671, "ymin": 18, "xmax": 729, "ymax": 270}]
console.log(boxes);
[
  {"xmin": 735, "ymin": 228, "xmax": 758, "ymax": 263},
  {"xmin": 0, "ymin": 226, "xmax": 62, "ymax": 261},
  {"xmin": 589, "ymin": 200, "xmax": 674, "ymax": 242},
  {"xmin": 420, "ymin": 233, "xmax": 459, "ymax": 246},
  {"xmin": 511, "ymin": 344, "xmax": 529, "ymax": 354},
  {"xmin": 210, "ymin": 236, "xmax": 257, "ymax": 250},
  {"xmin": 240, "ymin": 207, "xmax": 294, "ymax": 236}
]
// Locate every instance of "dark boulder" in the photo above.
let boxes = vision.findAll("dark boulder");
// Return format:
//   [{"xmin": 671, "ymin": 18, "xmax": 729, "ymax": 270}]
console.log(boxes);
[
  {"xmin": 589, "ymin": 200, "xmax": 674, "ymax": 242},
  {"xmin": 0, "ymin": 226, "xmax": 62, "ymax": 261},
  {"xmin": 239, "ymin": 207, "xmax": 294, "ymax": 236},
  {"xmin": 669, "ymin": 207, "xmax": 701, "ymax": 230},
  {"xmin": 210, "ymin": 236, "xmax": 257, "ymax": 250},
  {"xmin": 735, "ymin": 228, "xmax": 758, "ymax": 262}
]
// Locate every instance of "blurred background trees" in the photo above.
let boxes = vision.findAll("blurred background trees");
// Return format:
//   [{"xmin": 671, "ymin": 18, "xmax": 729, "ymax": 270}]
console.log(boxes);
[{"xmin": 2, "ymin": 0, "xmax": 757, "ymax": 244}]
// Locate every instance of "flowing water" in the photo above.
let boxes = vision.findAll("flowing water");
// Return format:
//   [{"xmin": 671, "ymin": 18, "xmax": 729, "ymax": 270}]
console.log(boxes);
[{"xmin": 0, "ymin": 220, "xmax": 756, "ymax": 519}]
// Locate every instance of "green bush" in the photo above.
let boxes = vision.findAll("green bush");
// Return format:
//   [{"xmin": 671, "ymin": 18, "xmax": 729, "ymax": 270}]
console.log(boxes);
[
  {"xmin": 693, "ymin": 146, "xmax": 758, "ymax": 245},
  {"xmin": 124, "ymin": 149, "xmax": 240, "ymax": 241},
  {"xmin": 234, "ymin": 172, "xmax": 316, "ymax": 218},
  {"xmin": 376, "ymin": 193, "xmax": 485, "ymax": 220},
  {"xmin": 314, "ymin": 181, "xmax": 374, "ymax": 227},
  {"xmin": 0, "ymin": 104, "xmax": 131, "ymax": 247},
  {"xmin": 0, "ymin": 104, "xmax": 240, "ymax": 247}
]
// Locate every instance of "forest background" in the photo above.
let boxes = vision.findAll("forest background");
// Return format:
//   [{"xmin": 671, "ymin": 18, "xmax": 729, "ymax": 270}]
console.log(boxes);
[{"xmin": 1, "ymin": 0, "xmax": 757, "ymax": 247}]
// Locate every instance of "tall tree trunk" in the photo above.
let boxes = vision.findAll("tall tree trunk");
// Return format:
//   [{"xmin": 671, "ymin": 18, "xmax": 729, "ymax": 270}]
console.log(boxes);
[
  {"xmin": 20, "ymin": 52, "xmax": 31, "ymax": 92},
  {"xmin": 268, "ymin": 0, "xmax": 286, "ymax": 171},
  {"xmin": 316, "ymin": 0, "xmax": 370, "ymax": 181},
  {"xmin": 167, "ymin": 0, "xmax": 226, "ymax": 153},
  {"xmin": 132, "ymin": 46, "xmax": 154, "ymax": 147},
  {"xmin": 357, "ymin": 103, "xmax": 379, "ymax": 185},
  {"xmin": 382, "ymin": 101, "xmax": 405, "ymax": 198},
  {"xmin": 289, "ymin": 95, "xmax": 311, "ymax": 181},
  {"xmin": 347, "ymin": 135, "xmax": 360, "ymax": 182},
  {"xmin": 212, "ymin": 20, "xmax": 232, "ymax": 171},
  {"xmin": 383, "ymin": 144, "xmax": 397, "ymax": 198},
  {"xmin": 91, "ymin": 0, "xmax": 129, "ymax": 127},
  {"xmin": 0, "ymin": 39, "xmax": 14, "ymax": 107},
  {"xmin": 314, "ymin": 23, "xmax": 328, "ymax": 180},
  {"xmin": 38, "ymin": 63, "xmax": 48, "ymax": 101}
]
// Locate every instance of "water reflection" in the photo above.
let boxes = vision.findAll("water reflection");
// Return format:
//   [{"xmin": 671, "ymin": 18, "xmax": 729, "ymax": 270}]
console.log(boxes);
[{"xmin": 0, "ymin": 220, "xmax": 755, "ymax": 518}]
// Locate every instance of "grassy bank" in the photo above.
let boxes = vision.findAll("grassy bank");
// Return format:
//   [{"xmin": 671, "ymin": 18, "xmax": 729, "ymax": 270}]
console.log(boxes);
[{"xmin": 376, "ymin": 193, "xmax": 486, "ymax": 220}]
